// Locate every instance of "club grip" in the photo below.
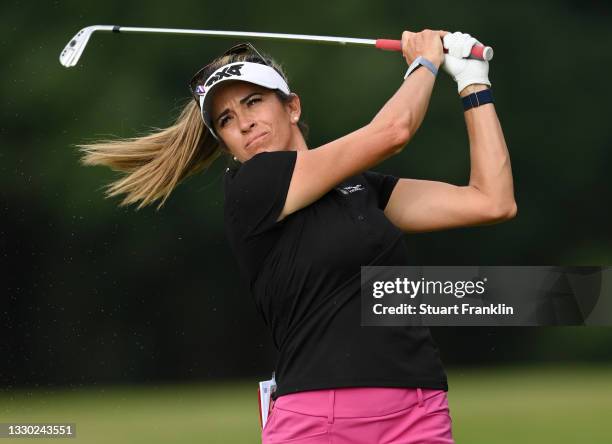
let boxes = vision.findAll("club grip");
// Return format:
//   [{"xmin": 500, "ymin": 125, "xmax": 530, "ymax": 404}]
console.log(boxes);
[{"xmin": 375, "ymin": 39, "xmax": 493, "ymax": 61}]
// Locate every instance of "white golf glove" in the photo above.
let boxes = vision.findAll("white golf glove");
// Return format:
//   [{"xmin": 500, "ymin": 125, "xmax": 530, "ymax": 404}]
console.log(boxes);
[{"xmin": 442, "ymin": 31, "xmax": 491, "ymax": 94}]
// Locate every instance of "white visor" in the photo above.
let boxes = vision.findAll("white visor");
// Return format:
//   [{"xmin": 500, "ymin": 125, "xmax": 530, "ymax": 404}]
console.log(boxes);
[{"xmin": 195, "ymin": 61, "xmax": 291, "ymax": 139}]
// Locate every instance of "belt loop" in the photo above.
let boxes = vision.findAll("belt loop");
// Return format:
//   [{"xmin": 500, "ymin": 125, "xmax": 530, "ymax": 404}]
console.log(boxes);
[
  {"xmin": 328, "ymin": 390, "xmax": 335, "ymax": 423},
  {"xmin": 417, "ymin": 388, "xmax": 424, "ymax": 408}
]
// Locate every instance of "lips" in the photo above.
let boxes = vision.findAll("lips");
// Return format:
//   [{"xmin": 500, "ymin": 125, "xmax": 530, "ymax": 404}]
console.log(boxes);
[{"xmin": 246, "ymin": 132, "xmax": 268, "ymax": 149}]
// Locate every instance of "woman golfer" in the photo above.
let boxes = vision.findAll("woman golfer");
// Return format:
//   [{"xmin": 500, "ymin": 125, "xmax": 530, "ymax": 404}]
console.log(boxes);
[{"xmin": 80, "ymin": 29, "xmax": 516, "ymax": 443}]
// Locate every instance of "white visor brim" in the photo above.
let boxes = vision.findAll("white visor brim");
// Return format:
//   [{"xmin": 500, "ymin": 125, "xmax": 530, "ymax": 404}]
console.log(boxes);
[{"xmin": 195, "ymin": 61, "xmax": 291, "ymax": 139}]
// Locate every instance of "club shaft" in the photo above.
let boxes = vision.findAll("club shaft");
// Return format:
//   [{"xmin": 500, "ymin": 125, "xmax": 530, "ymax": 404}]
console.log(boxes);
[
  {"xmin": 113, "ymin": 26, "xmax": 377, "ymax": 47},
  {"xmin": 60, "ymin": 25, "xmax": 493, "ymax": 68}
]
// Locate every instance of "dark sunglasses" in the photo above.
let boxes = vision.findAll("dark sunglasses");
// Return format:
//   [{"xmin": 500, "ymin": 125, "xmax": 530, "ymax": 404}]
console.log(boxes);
[{"xmin": 188, "ymin": 42, "xmax": 269, "ymax": 104}]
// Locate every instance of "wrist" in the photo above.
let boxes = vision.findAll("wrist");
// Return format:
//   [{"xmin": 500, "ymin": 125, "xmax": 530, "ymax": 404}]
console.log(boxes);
[
  {"xmin": 404, "ymin": 56, "xmax": 439, "ymax": 79},
  {"xmin": 422, "ymin": 53, "xmax": 443, "ymax": 69},
  {"xmin": 462, "ymin": 88, "xmax": 494, "ymax": 111},
  {"xmin": 459, "ymin": 83, "xmax": 489, "ymax": 97}
]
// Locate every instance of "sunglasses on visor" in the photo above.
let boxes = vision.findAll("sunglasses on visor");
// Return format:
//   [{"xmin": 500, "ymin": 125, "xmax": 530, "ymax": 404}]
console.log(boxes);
[{"xmin": 188, "ymin": 42, "xmax": 269, "ymax": 104}]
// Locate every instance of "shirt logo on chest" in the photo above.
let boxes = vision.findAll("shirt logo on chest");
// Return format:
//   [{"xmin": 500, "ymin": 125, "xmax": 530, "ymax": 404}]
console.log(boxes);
[{"xmin": 335, "ymin": 184, "xmax": 365, "ymax": 195}]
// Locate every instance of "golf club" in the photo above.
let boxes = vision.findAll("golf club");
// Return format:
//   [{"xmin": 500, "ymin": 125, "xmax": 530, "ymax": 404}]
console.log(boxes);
[{"xmin": 59, "ymin": 25, "xmax": 494, "ymax": 68}]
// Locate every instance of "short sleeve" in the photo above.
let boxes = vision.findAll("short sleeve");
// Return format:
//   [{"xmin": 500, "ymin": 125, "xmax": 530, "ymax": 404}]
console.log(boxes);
[
  {"xmin": 224, "ymin": 151, "xmax": 297, "ymax": 238},
  {"xmin": 362, "ymin": 170, "xmax": 399, "ymax": 211}
]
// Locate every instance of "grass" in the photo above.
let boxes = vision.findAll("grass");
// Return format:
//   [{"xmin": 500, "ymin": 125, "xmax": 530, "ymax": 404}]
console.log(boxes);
[
  {"xmin": 448, "ymin": 364, "xmax": 612, "ymax": 443},
  {"xmin": 1, "ymin": 364, "xmax": 611, "ymax": 443}
]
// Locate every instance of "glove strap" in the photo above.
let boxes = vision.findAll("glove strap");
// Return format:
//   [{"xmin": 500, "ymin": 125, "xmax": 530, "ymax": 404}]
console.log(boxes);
[
  {"xmin": 462, "ymin": 88, "xmax": 494, "ymax": 111},
  {"xmin": 404, "ymin": 56, "xmax": 438, "ymax": 79}
]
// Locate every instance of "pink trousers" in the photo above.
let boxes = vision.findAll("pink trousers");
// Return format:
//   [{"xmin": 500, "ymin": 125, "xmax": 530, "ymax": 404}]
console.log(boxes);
[{"xmin": 262, "ymin": 387, "xmax": 454, "ymax": 444}]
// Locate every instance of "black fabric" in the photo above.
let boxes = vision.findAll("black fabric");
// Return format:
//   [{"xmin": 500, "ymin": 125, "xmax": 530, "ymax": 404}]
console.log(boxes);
[
  {"xmin": 223, "ymin": 150, "xmax": 448, "ymax": 400},
  {"xmin": 362, "ymin": 170, "xmax": 400, "ymax": 211}
]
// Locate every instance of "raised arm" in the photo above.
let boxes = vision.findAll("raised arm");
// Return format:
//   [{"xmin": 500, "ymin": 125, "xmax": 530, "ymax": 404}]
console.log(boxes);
[
  {"xmin": 384, "ymin": 88, "xmax": 517, "ymax": 232},
  {"xmin": 278, "ymin": 29, "xmax": 446, "ymax": 221},
  {"xmin": 383, "ymin": 32, "xmax": 517, "ymax": 233}
]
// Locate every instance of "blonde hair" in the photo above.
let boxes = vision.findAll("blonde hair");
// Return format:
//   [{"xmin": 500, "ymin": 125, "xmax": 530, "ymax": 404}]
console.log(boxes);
[{"xmin": 77, "ymin": 49, "xmax": 308, "ymax": 211}]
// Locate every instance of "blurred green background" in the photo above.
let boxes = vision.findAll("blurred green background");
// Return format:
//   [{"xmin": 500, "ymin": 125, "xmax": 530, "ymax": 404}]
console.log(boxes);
[{"xmin": 2, "ymin": 0, "xmax": 611, "ymax": 442}]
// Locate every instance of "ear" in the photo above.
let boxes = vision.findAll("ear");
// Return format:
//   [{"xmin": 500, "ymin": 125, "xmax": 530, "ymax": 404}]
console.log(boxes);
[{"xmin": 284, "ymin": 93, "xmax": 302, "ymax": 122}]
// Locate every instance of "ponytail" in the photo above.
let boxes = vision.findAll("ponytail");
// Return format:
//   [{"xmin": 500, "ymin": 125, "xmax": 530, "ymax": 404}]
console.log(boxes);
[{"xmin": 77, "ymin": 49, "xmax": 307, "ymax": 211}]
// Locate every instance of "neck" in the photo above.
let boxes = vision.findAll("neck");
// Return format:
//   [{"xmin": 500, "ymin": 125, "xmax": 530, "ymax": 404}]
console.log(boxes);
[{"xmin": 289, "ymin": 127, "xmax": 309, "ymax": 152}]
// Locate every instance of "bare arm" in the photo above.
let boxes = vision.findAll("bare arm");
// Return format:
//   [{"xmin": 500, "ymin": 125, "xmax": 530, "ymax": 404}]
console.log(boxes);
[
  {"xmin": 278, "ymin": 30, "xmax": 446, "ymax": 221},
  {"xmin": 384, "ymin": 84, "xmax": 517, "ymax": 233},
  {"xmin": 461, "ymin": 84, "xmax": 516, "ymax": 213}
]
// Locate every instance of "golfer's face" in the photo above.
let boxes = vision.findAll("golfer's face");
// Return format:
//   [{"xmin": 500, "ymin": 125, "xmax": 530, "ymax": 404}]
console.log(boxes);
[{"xmin": 211, "ymin": 81, "xmax": 293, "ymax": 162}]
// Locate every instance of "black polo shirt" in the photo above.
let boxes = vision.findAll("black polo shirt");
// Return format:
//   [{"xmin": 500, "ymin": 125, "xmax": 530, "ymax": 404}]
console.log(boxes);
[{"xmin": 223, "ymin": 150, "xmax": 448, "ymax": 399}]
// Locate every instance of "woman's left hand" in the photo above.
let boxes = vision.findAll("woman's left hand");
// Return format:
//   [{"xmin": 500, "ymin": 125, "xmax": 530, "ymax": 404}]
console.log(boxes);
[{"xmin": 442, "ymin": 31, "xmax": 491, "ymax": 94}]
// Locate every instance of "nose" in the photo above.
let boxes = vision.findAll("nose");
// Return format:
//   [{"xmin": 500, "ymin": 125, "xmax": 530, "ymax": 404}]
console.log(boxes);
[{"xmin": 238, "ymin": 114, "xmax": 256, "ymax": 133}]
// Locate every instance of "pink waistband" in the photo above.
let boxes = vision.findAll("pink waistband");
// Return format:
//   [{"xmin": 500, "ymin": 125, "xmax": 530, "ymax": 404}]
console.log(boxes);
[{"xmin": 273, "ymin": 387, "xmax": 445, "ymax": 419}]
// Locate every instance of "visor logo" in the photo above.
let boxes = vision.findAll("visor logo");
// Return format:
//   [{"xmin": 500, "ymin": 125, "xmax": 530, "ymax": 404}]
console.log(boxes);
[{"xmin": 205, "ymin": 64, "xmax": 244, "ymax": 89}]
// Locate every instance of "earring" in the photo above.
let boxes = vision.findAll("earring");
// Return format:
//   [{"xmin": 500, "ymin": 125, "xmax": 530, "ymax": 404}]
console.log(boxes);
[{"xmin": 233, "ymin": 156, "xmax": 238, "ymax": 161}]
